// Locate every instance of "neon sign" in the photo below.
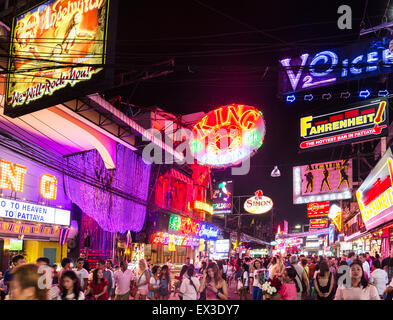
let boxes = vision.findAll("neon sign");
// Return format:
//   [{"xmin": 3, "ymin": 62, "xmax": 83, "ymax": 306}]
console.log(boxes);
[
  {"xmin": 300, "ymin": 98, "xmax": 389, "ymax": 150},
  {"xmin": 192, "ymin": 201, "xmax": 213, "ymax": 214},
  {"xmin": 356, "ymin": 147, "xmax": 393, "ymax": 230},
  {"xmin": 307, "ymin": 202, "xmax": 330, "ymax": 218},
  {"xmin": 168, "ymin": 214, "xmax": 219, "ymax": 240},
  {"xmin": 244, "ymin": 190, "xmax": 273, "ymax": 214},
  {"xmin": 279, "ymin": 38, "xmax": 393, "ymax": 94},
  {"xmin": 0, "ymin": 159, "xmax": 58, "ymax": 200},
  {"xmin": 190, "ymin": 104, "xmax": 266, "ymax": 167},
  {"xmin": 309, "ymin": 218, "xmax": 329, "ymax": 229},
  {"xmin": 152, "ymin": 232, "xmax": 200, "ymax": 247}
]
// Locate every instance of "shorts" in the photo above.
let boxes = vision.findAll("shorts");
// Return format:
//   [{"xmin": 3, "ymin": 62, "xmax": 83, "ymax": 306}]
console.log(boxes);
[
  {"xmin": 137, "ymin": 288, "xmax": 148, "ymax": 296},
  {"xmin": 115, "ymin": 292, "xmax": 130, "ymax": 300}
]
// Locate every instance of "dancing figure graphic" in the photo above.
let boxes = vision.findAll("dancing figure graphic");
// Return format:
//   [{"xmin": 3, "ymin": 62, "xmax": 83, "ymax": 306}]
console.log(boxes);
[
  {"xmin": 304, "ymin": 172, "xmax": 314, "ymax": 193},
  {"xmin": 320, "ymin": 165, "xmax": 331, "ymax": 192},
  {"xmin": 338, "ymin": 161, "xmax": 350, "ymax": 190}
]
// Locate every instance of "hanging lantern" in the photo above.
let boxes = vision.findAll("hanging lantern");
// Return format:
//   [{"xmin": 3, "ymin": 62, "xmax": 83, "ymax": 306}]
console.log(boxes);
[{"xmin": 271, "ymin": 166, "xmax": 281, "ymax": 177}]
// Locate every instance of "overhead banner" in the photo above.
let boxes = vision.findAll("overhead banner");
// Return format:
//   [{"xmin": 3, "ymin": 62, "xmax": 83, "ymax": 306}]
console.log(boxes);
[
  {"xmin": 293, "ymin": 159, "xmax": 352, "ymax": 204},
  {"xmin": 279, "ymin": 38, "xmax": 393, "ymax": 94},
  {"xmin": 5, "ymin": 0, "xmax": 117, "ymax": 117},
  {"xmin": 307, "ymin": 202, "xmax": 330, "ymax": 218},
  {"xmin": 356, "ymin": 146, "xmax": 393, "ymax": 231},
  {"xmin": 212, "ymin": 181, "xmax": 233, "ymax": 214},
  {"xmin": 299, "ymin": 98, "xmax": 389, "ymax": 150}
]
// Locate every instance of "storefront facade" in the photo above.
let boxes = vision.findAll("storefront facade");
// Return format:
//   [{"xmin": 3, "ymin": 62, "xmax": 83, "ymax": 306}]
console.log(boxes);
[{"xmin": 0, "ymin": 143, "xmax": 72, "ymax": 270}]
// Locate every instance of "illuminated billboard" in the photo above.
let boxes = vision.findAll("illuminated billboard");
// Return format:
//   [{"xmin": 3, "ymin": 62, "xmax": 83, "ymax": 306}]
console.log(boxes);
[
  {"xmin": 309, "ymin": 218, "xmax": 328, "ymax": 229},
  {"xmin": 293, "ymin": 159, "xmax": 352, "ymax": 204},
  {"xmin": 190, "ymin": 104, "xmax": 265, "ymax": 167},
  {"xmin": 212, "ymin": 180, "xmax": 233, "ymax": 214},
  {"xmin": 278, "ymin": 38, "xmax": 393, "ymax": 94},
  {"xmin": 356, "ymin": 146, "xmax": 393, "ymax": 231},
  {"xmin": 5, "ymin": 0, "xmax": 117, "ymax": 117},
  {"xmin": 244, "ymin": 190, "xmax": 273, "ymax": 214},
  {"xmin": 299, "ymin": 98, "xmax": 389, "ymax": 150},
  {"xmin": 307, "ymin": 202, "xmax": 330, "ymax": 218}
]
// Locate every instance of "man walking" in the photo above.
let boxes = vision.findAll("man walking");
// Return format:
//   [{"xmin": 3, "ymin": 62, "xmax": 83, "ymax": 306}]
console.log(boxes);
[
  {"xmin": 114, "ymin": 260, "xmax": 134, "ymax": 300},
  {"xmin": 290, "ymin": 255, "xmax": 309, "ymax": 300}
]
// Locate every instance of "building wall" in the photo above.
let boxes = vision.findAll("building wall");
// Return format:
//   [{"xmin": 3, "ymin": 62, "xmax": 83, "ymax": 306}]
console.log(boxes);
[{"xmin": 24, "ymin": 240, "xmax": 67, "ymax": 264}]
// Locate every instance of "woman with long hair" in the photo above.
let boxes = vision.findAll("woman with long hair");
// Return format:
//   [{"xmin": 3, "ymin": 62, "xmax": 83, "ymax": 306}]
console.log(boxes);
[
  {"xmin": 314, "ymin": 260, "xmax": 334, "ymax": 300},
  {"xmin": 134, "ymin": 259, "xmax": 150, "ymax": 300},
  {"xmin": 159, "ymin": 265, "xmax": 171, "ymax": 300},
  {"xmin": 199, "ymin": 262, "xmax": 228, "ymax": 300},
  {"xmin": 85, "ymin": 268, "xmax": 109, "ymax": 300},
  {"xmin": 226, "ymin": 261, "xmax": 234, "ymax": 288},
  {"xmin": 58, "ymin": 270, "xmax": 84, "ymax": 300},
  {"xmin": 180, "ymin": 266, "xmax": 200, "ymax": 300},
  {"xmin": 277, "ymin": 267, "xmax": 297, "ymax": 300},
  {"xmin": 238, "ymin": 263, "xmax": 249, "ymax": 300},
  {"xmin": 251, "ymin": 259, "xmax": 263, "ymax": 300},
  {"xmin": 334, "ymin": 260, "xmax": 380, "ymax": 300},
  {"xmin": 148, "ymin": 265, "xmax": 161, "ymax": 300},
  {"xmin": 271, "ymin": 255, "xmax": 285, "ymax": 280},
  {"xmin": 176, "ymin": 265, "xmax": 189, "ymax": 300},
  {"xmin": 9, "ymin": 264, "xmax": 48, "ymax": 300}
]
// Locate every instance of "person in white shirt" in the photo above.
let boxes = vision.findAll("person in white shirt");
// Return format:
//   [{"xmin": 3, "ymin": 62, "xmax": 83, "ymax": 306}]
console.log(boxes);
[
  {"xmin": 180, "ymin": 266, "xmax": 200, "ymax": 300},
  {"xmin": 369, "ymin": 260, "xmax": 388, "ymax": 298},
  {"xmin": 359, "ymin": 254, "xmax": 370, "ymax": 280},
  {"xmin": 383, "ymin": 276, "xmax": 393, "ymax": 299},
  {"xmin": 114, "ymin": 260, "xmax": 135, "ymax": 300},
  {"xmin": 334, "ymin": 260, "xmax": 380, "ymax": 300},
  {"xmin": 74, "ymin": 257, "xmax": 89, "ymax": 291},
  {"xmin": 148, "ymin": 265, "xmax": 161, "ymax": 300},
  {"xmin": 238, "ymin": 263, "xmax": 249, "ymax": 300}
]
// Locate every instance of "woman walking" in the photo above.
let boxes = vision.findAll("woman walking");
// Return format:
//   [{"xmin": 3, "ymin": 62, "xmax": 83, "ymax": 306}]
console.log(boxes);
[
  {"xmin": 199, "ymin": 262, "xmax": 228, "ymax": 300},
  {"xmin": 251, "ymin": 260, "xmax": 263, "ymax": 300},
  {"xmin": 148, "ymin": 265, "xmax": 161, "ymax": 300},
  {"xmin": 180, "ymin": 266, "xmax": 200, "ymax": 300},
  {"xmin": 238, "ymin": 263, "xmax": 249, "ymax": 300},
  {"xmin": 85, "ymin": 268, "xmax": 109, "ymax": 300},
  {"xmin": 159, "ymin": 265, "xmax": 171, "ymax": 300},
  {"xmin": 135, "ymin": 259, "xmax": 150, "ymax": 300}
]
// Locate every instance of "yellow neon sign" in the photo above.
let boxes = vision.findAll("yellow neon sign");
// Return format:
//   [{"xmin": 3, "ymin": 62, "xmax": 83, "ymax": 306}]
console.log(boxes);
[{"xmin": 192, "ymin": 201, "xmax": 213, "ymax": 214}]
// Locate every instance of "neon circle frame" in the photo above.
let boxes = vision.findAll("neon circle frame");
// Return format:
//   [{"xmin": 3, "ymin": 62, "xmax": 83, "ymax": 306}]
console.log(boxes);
[{"xmin": 190, "ymin": 104, "xmax": 266, "ymax": 167}]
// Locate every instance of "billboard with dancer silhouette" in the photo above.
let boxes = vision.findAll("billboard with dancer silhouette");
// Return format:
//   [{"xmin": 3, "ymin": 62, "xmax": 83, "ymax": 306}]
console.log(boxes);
[{"xmin": 293, "ymin": 159, "xmax": 352, "ymax": 204}]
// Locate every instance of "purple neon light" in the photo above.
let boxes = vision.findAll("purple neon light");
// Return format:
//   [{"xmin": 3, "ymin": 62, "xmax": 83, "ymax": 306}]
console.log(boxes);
[{"xmin": 64, "ymin": 144, "xmax": 151, "ymax": 233}]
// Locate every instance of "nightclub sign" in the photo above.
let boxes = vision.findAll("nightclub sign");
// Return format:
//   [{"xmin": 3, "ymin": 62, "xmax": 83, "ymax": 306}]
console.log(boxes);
[
  {"xmin": 243, "ymin": 190, "xmax": 273, "ymax": 214},
  {"xmin": 309, "ymin": 218, "xmax": 329, "ymax": 229},
  {"xmin": 212, "ymin": 180, "xmax": 233, "ymax": 214},
  {"xmin": 300, "ymin": 98, "xmax": 389, "ymax": 150},
  {"xmin": 5, "ymin": 0, "xmax": 116, "ymax": 117},
  {"xmin": 356, "ymin": 146, "xmax": 393, "ymax": 230},
  {"xmin": 307, "ymin": 202, "xmax": 330, "ymax": 218},
  {"xmin": 168, "ymin": 214, "xmax": 219, "ymax": 241},
  {"xmin": 279, "ymin": 38, "xmax": 393, "ymax": 94},
  {"xmin": 190, "ymin": 104, "xmax": 265, "ymax": 167},
  {"xmin": 293, "ymin": 159, "xmax": 352, "ymax": 204},
  {"xmin": 152, "ymin": 232, "xmax": 200, "ymax": 248}
]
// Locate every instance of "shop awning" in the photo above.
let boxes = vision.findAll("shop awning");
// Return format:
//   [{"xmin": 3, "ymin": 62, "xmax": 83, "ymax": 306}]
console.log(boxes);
[
  {"xmin": 277, "ymin": 228, "xmax": 329, "ymax": 239},
  {"xmin": 241, "ymin": 233, "xmax": 271, "ymax": 246}
]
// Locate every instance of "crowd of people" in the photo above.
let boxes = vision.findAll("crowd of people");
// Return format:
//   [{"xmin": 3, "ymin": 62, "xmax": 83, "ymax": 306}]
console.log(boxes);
[{"xmin": 0, "ymin": 249, "xmax": 392, "ymax": 300}]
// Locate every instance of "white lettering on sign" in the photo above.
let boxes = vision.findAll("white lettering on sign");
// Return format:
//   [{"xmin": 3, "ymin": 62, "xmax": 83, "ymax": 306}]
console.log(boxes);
[{"xmin": 0, "ymin": 197, "xmax": 70, "ymax": 226}]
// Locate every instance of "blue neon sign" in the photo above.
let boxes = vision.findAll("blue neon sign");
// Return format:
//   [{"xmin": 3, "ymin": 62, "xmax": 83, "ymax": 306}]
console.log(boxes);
[{"xmin": 279, "ymin": 38, "xmax": 393, "ymax": 94}]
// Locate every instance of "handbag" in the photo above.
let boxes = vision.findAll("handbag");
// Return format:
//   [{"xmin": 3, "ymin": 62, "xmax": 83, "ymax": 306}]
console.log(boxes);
[{"xmin": 131, "ymin": 273, "xmax": 143, "ymax": 297}]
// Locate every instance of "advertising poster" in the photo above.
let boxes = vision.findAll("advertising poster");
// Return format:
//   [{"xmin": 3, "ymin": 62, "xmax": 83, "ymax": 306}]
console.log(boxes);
[
  {"xmin": 307, "ymin": 202, "xmax": 330, "ymax": 218},
  {"xmin": 293, "ymin": 159, "xmax": 352, "ymax": 204},
  {"xmin": 5, "ymin": 0, "xmax": 114, "ymax": 117},
  {"xmin": 212, "ymin": 180, "xmax": 233, "ymax": 214},
  {"xmin": 299, "ymin": 98, "xmax": 389, "ymax": 150}
]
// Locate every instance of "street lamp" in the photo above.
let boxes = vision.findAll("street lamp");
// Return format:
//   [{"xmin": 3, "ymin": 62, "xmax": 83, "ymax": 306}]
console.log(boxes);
[{"xmin": 295, "ymin": 224, "xmax": 301, "ymax": 229}]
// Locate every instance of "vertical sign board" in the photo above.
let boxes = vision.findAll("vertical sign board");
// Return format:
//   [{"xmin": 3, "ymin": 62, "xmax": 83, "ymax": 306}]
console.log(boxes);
[
  {"xmin": 293, "ymin": 159, "xmax": 352, "ymax": 204},
  {"xmin": 278, "ymin": 38, "xmax": 393, "ymax": 94},
  {"xmin": 212, "ymin": 181, "xmax": 233, "ymax": 214},
  {"xmin": 356, "ymin": 146, "xmax": 393, "ymax": 231},
  {"xmin": 5, "ymin": 0, "xmax": 119, "ymax": 117},
  {"xmin": 299, "ymin": 98, "xmax": 389, "ymax": 151}
]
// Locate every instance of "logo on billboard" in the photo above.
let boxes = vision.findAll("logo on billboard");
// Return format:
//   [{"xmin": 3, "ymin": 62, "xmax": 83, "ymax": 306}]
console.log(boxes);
[
  {"xmin": 244, "ymin": 190, "xmax": 273, "ymax": 214},
  {"xmin": 5, "ymin": 0, "xmax": 112, "ymax": 117},
  {"xmin": 299, "ymin": 98, "xmax": 388, "ymax": 150},
  {"xmin": 307, "ymin": 202, "xmax": 330, "ymax": 217},
  {"xmin": 279, "ymin": 38, "xmax": 393, "ymax": 94},
  {"xmin": 293, "ymin": 160, "xmax": 352, "ymax": 204},
  {"xmin": 309, "ymin": 218, "xmax": 329, "ymax": 229},
  {"xmin": 212, "ymin": 181, "xmax": 233, "ymax": 214}
]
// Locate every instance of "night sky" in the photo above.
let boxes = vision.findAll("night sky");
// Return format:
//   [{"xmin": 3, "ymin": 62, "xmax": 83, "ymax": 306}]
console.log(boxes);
[{"xmin": 109, "ymin": 0, "xmax": 392, "ymax": 228}]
